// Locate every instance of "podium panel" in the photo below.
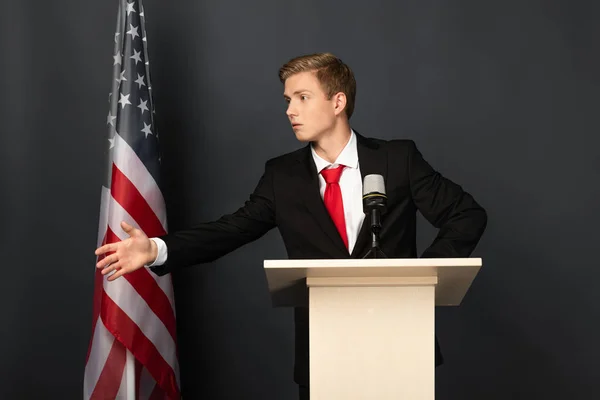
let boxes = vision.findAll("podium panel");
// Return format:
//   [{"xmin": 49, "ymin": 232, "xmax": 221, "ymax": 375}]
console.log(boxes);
[{"xmin": 309, "ymin": 279, "xmax": 435, "ymax": 399}]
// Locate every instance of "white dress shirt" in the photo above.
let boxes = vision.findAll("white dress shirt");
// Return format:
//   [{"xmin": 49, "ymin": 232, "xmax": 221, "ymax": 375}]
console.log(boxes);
[{"xmin": 149, "ymin": 129, "xmax": 364, "ymax": 266}]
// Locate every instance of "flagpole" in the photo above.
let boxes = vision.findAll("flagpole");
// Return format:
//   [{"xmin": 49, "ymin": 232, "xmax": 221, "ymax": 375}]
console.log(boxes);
[{"xmin": 126, "ymin": 349, "xmax": 135, "ymax": 398}]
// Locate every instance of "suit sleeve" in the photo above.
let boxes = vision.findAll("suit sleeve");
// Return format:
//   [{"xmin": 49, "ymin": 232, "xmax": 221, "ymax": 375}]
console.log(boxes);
[
  {"xmin": 406, "ymin": 140, "xmax": 487, "ymax": 258},
  {"xmin": 149, "ymin": 160, "xmax": 277, "ymax": 276}
]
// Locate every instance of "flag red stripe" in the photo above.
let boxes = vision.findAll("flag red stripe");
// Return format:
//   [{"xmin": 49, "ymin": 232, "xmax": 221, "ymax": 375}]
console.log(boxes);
[
  {"xmin": 101, "ymin": 290, "xmax": 180, "ymax": 399},
  {"xmin": 111, "ymin": 164, "xmax": 166, "ymax": 237},
  {"xmin": 90, "ymin": 337, "xmax": 126, "ymax": 400},
  {"xmin": 106, "ymin": 227, "xmax": 178, "ymax": 342}
]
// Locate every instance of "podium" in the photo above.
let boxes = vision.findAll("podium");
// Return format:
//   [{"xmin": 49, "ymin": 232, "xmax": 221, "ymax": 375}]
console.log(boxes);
[{"xmin": 263, "ymin": 258, "xmax": 482, "ymax": 400}]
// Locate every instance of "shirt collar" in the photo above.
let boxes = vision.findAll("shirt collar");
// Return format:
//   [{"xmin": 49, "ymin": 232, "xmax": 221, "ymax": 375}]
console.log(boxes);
[{"xmin": 310, "ymin": 129, "xmax": 359, "ymax": 174}]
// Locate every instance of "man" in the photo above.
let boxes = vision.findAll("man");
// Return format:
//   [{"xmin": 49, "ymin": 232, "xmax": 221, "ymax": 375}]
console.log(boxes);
[{"xmin": 96, "ymin": 52, "xmax": 487, "ymax": 399}]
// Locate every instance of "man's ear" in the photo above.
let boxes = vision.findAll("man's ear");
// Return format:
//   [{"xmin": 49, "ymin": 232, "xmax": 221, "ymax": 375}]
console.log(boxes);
[{"xmin": 332, "ymin": 92, "xmax": 347, "ymax": 116}]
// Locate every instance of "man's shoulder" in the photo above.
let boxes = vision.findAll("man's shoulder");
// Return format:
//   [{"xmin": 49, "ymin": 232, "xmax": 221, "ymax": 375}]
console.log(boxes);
[
  {"xmin": 263, "ymin": 144, "xmax": 309, "ymax": 169},
  {"xmin": 356, "ymin": 131, "xmax": 418, "ymax": 153}
]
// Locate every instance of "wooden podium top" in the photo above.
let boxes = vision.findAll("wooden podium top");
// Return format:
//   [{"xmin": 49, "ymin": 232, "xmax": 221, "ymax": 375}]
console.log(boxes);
[{"xmin": 263, "ymin": 258, "xmax": 482, "ymax": 306}]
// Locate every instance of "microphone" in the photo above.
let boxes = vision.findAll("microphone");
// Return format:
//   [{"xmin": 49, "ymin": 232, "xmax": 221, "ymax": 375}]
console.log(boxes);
[{"xmin": 362, "ymin": 174, "xmax": 387, "ymax": 258}]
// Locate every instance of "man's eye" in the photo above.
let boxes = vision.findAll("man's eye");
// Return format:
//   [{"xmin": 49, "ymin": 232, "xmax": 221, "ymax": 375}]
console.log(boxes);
[{"xmin": 301, "ymin": 95, "xmax": 308, "ymax": 100}]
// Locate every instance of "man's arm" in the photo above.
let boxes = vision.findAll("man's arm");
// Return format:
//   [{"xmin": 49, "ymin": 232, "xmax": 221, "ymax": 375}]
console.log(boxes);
[
  {"xmin": 96, "ymin": 160, "xmax": 277, "ymax": 280},
  {"xmin": 149, "ymin": 159, "xmax": 277, "ymax": 276},
  {"xmin": 405, "ymin": 140, "xmax": 487, "ymax": 258}
]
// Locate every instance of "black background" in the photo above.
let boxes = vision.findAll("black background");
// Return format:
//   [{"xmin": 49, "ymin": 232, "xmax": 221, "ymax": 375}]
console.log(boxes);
[{"xmin": 1, "ymin": 0, "xmax": 598, "ymax": 398}]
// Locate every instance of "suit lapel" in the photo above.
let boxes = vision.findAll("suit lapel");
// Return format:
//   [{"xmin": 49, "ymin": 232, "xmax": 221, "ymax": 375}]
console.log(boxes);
[
  {"xmin": 350, "ymin": 132, "xmax": 388, "ymax": 258},
  {"xmin": 293, "ymin": 145, "xmax": 350, "ymax": 256}
]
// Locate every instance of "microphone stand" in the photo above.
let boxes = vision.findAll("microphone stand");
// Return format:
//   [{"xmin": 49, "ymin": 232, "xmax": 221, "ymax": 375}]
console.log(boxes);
[{"xmin": 363, "ymin": 208, "xmax": 387, "ymax": 259}]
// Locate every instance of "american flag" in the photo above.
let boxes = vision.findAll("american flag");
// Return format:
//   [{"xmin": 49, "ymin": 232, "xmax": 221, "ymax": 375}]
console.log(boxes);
[{"xmin": 84, "ymin": 1, "xmax": 180, "ymax": 398}]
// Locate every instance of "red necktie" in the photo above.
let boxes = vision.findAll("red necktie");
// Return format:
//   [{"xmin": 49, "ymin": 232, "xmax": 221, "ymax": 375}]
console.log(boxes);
[{"xmin": 321, "ymin": 165, "xmax": 348, "ymax": 249}]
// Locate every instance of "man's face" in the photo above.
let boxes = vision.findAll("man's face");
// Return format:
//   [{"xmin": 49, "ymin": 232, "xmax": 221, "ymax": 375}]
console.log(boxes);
[{"xmin": 283, "ymin": 71, "xmax": 337, "ymax": 142}]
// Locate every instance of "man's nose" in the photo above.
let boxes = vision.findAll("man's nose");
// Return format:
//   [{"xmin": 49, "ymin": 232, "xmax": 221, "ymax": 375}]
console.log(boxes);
[{"xmin": 286, "ymin": 102, "xmax": 296, "ymax": 117}]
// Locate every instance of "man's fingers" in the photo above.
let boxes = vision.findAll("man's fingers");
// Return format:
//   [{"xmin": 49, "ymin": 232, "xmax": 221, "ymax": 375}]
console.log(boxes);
[
  {"xmin": 95, "ymin": 243, "xmax": 116, "ymax": 256},
  {"xmin": 121, "ymin": 221, "xmax": 136, "ymax": 236},
  {"xmin": 107, "ymin": 266, "xmax": 128, "ymax": 282},
  {"xmin": 96, "ymin": 253, "xmax": 118, "ymax": 269},
  {"xmin": 101, "ymin": 261, "xmax": 122, "ymax": 275}
]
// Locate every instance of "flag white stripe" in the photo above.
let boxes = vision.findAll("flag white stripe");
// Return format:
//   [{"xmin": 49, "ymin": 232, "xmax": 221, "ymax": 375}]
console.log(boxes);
[
  {"xmin": 112, "ymin": 132, "xmax": 167, "ymax": 232},
  {"xmin": 83, "ymin": 317, "xmax": 115, "ymax": 399},
  {"xmin": 106, "ymin": 192, "xmax": 175, "ymax": 310},
  {"xmin": 97, "ymin": 186, "xmax": 111, "ymax": 247}
]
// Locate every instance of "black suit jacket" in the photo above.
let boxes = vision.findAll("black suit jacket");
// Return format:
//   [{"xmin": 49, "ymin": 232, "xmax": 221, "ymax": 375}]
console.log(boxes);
[{"xmin": 150, "ymin": 132, "xmax": 487, "ymax": 385}]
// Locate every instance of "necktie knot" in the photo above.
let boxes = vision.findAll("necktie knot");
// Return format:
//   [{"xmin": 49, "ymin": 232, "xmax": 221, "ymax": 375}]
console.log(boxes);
[{"xmin": 320, "ymin": 165, "xmax": 345, "ymax": 184}]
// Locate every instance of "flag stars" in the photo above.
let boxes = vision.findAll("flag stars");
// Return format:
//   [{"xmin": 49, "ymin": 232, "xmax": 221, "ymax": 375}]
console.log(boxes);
[
  {"xmin": 141, "ymin": 122, "xmax": 153, "ymax": 138},
  {"xmin": 126, "ymin": 2, "xmax": 136, "ymax": 15},
  {"xmin": 127, "ymin": 24, "xmax": 140, "ymax": 40},
  {"xmin": 116, "ymin": 69, "xmax": 127, "ymax": 84},
  {"xmin": 130, "ymin": 49, "xmax": 142, "ymax": 65},
  {"xmin": 107, "ymin": 112, "xmax": 116, "ymax": 126},
  {"xmin": 135, "ymin": 73, "xmax": 146, "ymax": 88},
  {"xmin": 107, "ymin": 6, "xmax": 157, "ymax": 160},
  {"xmin": 138, "ymin": 99, "xmax": 149, "ymax": 114},
  {"xmin": 113, "ymin": 52, "xmax": 122, "ymax": 65},
  {"xmin": 119, "ymin": 93, "xmax": 131, "ymax": 109}
]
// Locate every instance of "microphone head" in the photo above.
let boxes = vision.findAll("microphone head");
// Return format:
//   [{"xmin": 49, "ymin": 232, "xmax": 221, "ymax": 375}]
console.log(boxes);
[
  {"xmin": 363, "ymin": 174, "xmax": 386, "ymax": 196},
  {"xmin": 362, "ymin": 174, "xmax": 387, "ymax": 215},
  {"xmin": 362, "ymin": 174, "xmax": 387, "ymax": 217}
]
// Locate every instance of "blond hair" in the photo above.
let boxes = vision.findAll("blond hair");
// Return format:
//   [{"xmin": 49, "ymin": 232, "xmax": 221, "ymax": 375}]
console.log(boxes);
[{"xmin": 279, "ymin": 52, "xmax": 357, "ymax": 119}]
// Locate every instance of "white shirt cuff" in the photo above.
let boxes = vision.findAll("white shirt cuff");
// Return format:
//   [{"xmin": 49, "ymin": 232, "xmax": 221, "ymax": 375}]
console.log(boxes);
[{"xmin": 147, "ymin": 237, "xmax": 168, "ymax": 267}]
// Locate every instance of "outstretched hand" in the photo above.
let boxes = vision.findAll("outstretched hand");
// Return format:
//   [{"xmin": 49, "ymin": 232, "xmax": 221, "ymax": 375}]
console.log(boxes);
[{"xmin": 95, "ymin": 221, "xmax": 157, "ymax": 281}]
